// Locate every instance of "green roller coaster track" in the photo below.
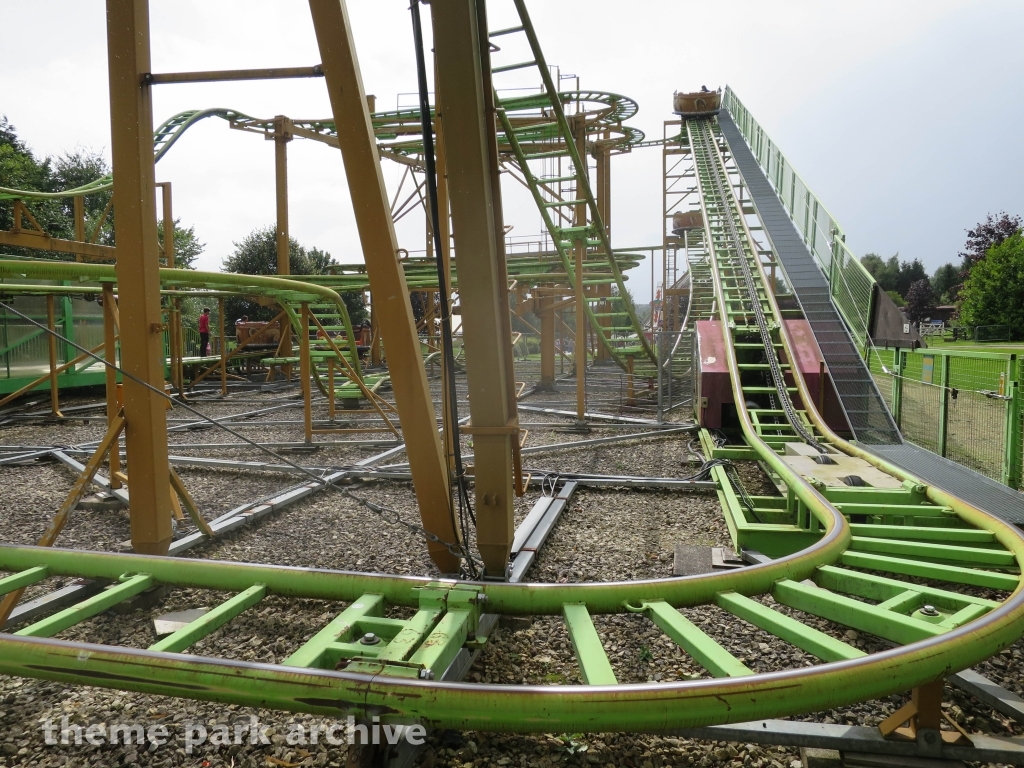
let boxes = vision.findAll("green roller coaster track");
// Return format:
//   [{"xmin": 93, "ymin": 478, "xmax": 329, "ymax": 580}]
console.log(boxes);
[{"xmin": 1, "ymin": 96, "xmax": 1022, "ymax": 736}]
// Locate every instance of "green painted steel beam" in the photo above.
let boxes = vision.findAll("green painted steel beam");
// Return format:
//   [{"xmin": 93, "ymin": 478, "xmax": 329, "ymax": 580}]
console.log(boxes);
[
  {"xmin": 644, "ymin": 600, "xmax": 751, "ymax": 678},
  {"xmin": 840, "ymin": 550, "xmax": 1019, "ymax": 591},
  {"xmin": 15, "ymin": 574, "xmax": 154, "ymax": 638},
  {"xmin": 773, "ymin": 579, "xmax": 945, "ymax": 645},
  {"xmin": 409, "ymin": 609, "xmax": 473, "ymax": 678},
  {"xmin": 148, "ymin": 584, "xmax": 267, "ymax": 654},
  {"xmin": 847, "ymin": 524, "xmax": 992, "ymax": 543},
  {"xmin": 282, "ymin": 594, "xmax": 384, "ymax": 669},
  {"xmin": 715, "ymin": 591, "xmax": 864, "ymax": 663},
  {"xmin": 562, "ymin": 603, "xmax": 617, "ymax": 685},
  {"xmin": 815, "ymin": 565, "xmax": 999, "ymax": 610},
  {"xmin": 849, "ymin": 536, "xmax": 1015, "ymax": 568},
  {"xmin": 0, "ymin": 566, "xmax": 49, "ymax": 597}
]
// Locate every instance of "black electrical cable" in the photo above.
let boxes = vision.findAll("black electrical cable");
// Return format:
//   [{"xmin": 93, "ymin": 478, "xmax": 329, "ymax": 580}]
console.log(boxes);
[{"xmin": 410, "ymin": 0, "xmax": 479, "ymax": 576}]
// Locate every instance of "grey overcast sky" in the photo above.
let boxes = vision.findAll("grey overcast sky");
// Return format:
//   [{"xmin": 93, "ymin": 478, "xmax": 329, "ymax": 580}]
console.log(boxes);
[{"xmin": 3, "ymin": 1, "xmax": 1023, "ymax": 302}]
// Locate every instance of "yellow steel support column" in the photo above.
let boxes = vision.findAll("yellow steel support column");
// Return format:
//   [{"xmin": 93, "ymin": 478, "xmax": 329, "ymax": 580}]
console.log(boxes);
[
  {"xmin": 218, "ymin": 297, "xmax": 227, "ymax": 395},
  {"xmin": 45, "ymin": 295, "xmax": 63, "ymax": 418},
  {"xmin": 308, "ymin": 0, "xmax": 458, "ymax": 573},
  {"xmin": 572, "ymin": 118, "xmax": 588, "ymax": 428},
  {"xmin": 434, "ymin": 78, "xmax": 457, "ymax": 476},
  {"xmin": 299, "ymin": 302, "xmax": 313, "ymax": 444},
  {"xmin": 73, "ymin": 196, "xmax": 85, "ymax": 262},
  {"xmin": 159, "ymin": 180, "xmax": 183, "ymax": 392},
  {"xmin": 595, "ymin": 135, "xmax": 612, "ymax": 363},
  {"xmin": 369, "ymin": 294, "xmax": 382, "ymax": 367},
  {"xmin": 157, "ymin": 182, "xmax": 174, "ymax": 268},
  {"xmin": 431, "ymin": 0, "xmax": 518, "ymax": 577},
  {"xmin": 105, "ymin": 0, "xmax": 173, "ymax": 555},
  {"xmin": 274, "ymin": 117, "xmax": 293, "ymax": 360},
  {"xmin": 102, "ymin": 284, "xmax": 122, "ymax": 489},
  {"xmin": 539, "ymin": 294, "xmax": 556, "ymax": 390}
]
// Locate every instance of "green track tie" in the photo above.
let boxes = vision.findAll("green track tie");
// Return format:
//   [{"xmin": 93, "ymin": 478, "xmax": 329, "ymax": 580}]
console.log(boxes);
[
  {"xmin": 644, "ymin": 600, "xmax": 751, "ymax": 677},
  {"xmin": 773, "ymin": 579, "xmax": 945, "ymax": 646},
  {"xmin": 0, "ymin": 566, "xmax": 49, "ymax": 597},
  {"xmin": 848, "ymin": 524, "xmax": 993, "ymax": 543},
  {"xmin": 149, "ymin": 584, "xmax": 267, "ymax": 653},
  {"xmin": 562, "ymin": 603, "xmax": 617, "ymax": 685},
  {"xmin": 15, "ymin": 574, "xmax": 155, "ymax": 638},
  {"xmin": 282, "ymin": 594, "xmax": 385, "ymax": 669},
  {"xmin": 715, "ymin": 591, "xmax": 865, "ymax": 663},
  {"xmin": 840, "ymin": 551, "xmax": 1019, "ymax": 591},
  {"xmin": 849, "ymin": 536, "xmax": 1015, "ymax": 568}
]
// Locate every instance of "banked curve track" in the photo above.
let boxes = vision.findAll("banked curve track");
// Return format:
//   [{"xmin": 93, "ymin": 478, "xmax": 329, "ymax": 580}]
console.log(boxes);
[{"xmin": 0, "ymin": 115, "xmax": 1023, "ymax": 733}]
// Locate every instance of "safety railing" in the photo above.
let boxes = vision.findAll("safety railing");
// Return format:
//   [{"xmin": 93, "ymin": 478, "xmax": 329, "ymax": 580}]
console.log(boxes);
[
  {"xmin": 723, "ymin": 87, "xmax": 876, "ymax": 349},
  {"xmin": 867, "ymin": 345, "xmax": 1022, "ymax": 488}
]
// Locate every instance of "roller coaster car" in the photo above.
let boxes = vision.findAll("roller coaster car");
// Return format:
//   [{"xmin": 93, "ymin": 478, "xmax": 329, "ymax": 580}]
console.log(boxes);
[
  {"xmin": 236, "ymin": 320, "xmax": 281, "ymax": 348},
  {"xmin": 672, "ymin": 210, "xmax": 703, "ymax": 234},
  {"xmin": 673, "ymin": 88, "xmax": 721, "ymax": 117}
]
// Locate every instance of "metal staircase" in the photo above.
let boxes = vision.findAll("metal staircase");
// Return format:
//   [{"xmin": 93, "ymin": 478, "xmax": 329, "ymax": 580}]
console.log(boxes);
[{"xmin": 489, "ymin": 0, "xmax": 657, "ymax": 376}]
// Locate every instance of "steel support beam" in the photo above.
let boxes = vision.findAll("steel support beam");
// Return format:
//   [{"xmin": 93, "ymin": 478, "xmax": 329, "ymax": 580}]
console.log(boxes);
[
  {"xmin": 595, "ymin": 138, "xmax": 612, "ymax": 363},
  {"xmin": 538, "ymin": 294, "xmax": 555, "ymax": 390},
  {"xmin": 572, "ymin": 116, "xmax": 588, "ymax": 426},
  {"xmin": 274, "ymin": 116, "xmax": 293, "ymax": 360},
  {"xmin": 308, "ymin": 0, "xmax": 457, "ymax": 573},
  {"xmin": 106, "ymin": 0, "xmax": 173, "ymax": 554},
  {"xmin": 431, "ymin": 0, "xmax": 518, "ymax": 577}
]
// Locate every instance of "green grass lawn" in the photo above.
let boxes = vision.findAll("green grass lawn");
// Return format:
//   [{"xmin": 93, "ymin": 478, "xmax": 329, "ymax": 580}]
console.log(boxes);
[{"xmin": 923, "ymin": 336, "xmax": 1024, "ymax": 354}]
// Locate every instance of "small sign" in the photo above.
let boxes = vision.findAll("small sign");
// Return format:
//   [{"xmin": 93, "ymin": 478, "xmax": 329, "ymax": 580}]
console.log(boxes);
[
  {"xmin": 903, "ymin": 323, "xmax": 911, "ymax": 334},
  {"xmin": 922, "ymin": 355, "xmax": 935, "ymax": 385}
]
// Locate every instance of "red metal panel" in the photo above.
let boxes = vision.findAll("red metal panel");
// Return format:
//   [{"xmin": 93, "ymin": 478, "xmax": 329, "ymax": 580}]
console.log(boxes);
[
  {"xmin": 696, "ymin": 321, "xmax": 732, "ymax": 428},
  {"xmin": 785, "ymin": 319, "xmax": 852, "ymax": 435}
]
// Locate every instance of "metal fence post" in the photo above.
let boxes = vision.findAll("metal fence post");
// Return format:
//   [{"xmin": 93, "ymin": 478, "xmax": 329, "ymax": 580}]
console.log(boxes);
[
  {"xmin": 891, "ymin": 349, "xmax": 904, "ymax": 429},
  {"xmin": 1003, "ymin": 355, "xmax": 1021, "ymax": 489},
  {"xmin": 938, "ymin": 354, "xmax": 951, "ymax": 457},
  {"xmin": 657, "ymin": 331, "xmax": 663, "ymax": 423}
]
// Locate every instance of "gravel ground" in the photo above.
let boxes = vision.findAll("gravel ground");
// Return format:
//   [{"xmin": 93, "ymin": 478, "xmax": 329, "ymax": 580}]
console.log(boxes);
[{"xmin": 1, "ymin": 376, "xmax": 1023, "ymax": 768}]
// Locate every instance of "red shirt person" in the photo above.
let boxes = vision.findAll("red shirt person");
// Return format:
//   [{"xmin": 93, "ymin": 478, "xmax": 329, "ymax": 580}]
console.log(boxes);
[{"xmin": 197, "ymin": 308, "xmax": 211, "ymax": 356}]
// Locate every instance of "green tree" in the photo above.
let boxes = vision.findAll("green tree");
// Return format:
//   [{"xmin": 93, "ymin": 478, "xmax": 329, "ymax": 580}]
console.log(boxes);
[
  {"xmin": 895, "ymin": 258, "xmax": 928, "ymax": 298},
  {"xmin": 221, "ymin": 226, "xmax": 368, "ymax": 329},
  {"xmin": 959, "ymin": 212, "xmax": 1022, "ymax": 270},
  {"xmin": 341, "ymin": 290, "xmax": 369, "ymax": 327},
  {"xmin": 885, "ymin": 290, "xmax": 905, "ymax": 307},
  {"xmin": 49, "ymin": 149, "xmax": 114, "ymax": 244},
  {"xmin": 904, "ymin": 279, "xmax": 936, "ymax": 324},
  {"xmin": 861, "ymin": 253, "xmax": 900, "ymax": 292},
  {"xmin": 157, "ymin": 218, "xmax": 204, "ymax": 269},
  {"xmin": 931, "ymin": 263, "xmax": 959, "ymax": 303},
  {"xmin": 222, "ymin": 226, "xmax": 315, "ymax": 276},
  {"xmin": 958, "ymin": 233, "xmax": 1024, "ymax": 331},
  {"xmin": 0, "ymin": 119, "xmax": 115, "ymax": 254}
]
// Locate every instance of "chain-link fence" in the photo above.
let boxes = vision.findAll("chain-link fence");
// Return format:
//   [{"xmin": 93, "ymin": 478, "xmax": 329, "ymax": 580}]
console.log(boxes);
[
  {"xmin": 656, "ymin": 329, "xmax": 693, "ymax": 421},
  {"xmin": 867, "ymin": 344, "xmax": 1020, "ymax": 487},
  {"xmin": 505, "ymin": 331, "xmax": 694, "ymax": 421}
]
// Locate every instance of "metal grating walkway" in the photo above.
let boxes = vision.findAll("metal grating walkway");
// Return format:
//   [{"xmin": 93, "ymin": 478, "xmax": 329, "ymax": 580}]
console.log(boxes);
[
  {"xmin": 866, "ymin": 442, "xmax": 1024, "ymax": 525},
  {"xmin": 717, "ymin": 112, "xmax": 902, "ymax": 445}
]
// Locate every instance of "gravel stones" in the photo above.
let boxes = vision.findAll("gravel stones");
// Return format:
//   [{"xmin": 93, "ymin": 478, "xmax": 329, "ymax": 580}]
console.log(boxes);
[{"xmin": 1, "ymin": 381, "xmax": 1023, "ymax": 767}]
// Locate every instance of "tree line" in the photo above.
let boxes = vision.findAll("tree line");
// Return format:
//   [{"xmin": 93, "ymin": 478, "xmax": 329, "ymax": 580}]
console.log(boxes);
[
  {"xmin": 1, "ymin": 114, "xmax": 367, "ymax": 333},
  {"xmin": 860, "ymin": 212, "xmax": 1023, "ymax": 329}
]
